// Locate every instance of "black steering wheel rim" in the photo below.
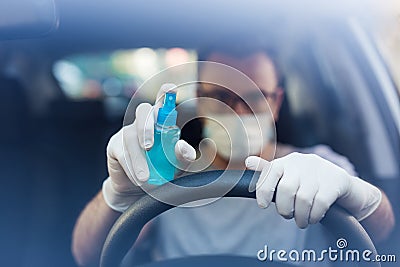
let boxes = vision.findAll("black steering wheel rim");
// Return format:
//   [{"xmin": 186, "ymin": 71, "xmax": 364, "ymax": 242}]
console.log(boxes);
[{"xmin": 100, "ymin": 170, "xmax": 381, "ymax": 267}]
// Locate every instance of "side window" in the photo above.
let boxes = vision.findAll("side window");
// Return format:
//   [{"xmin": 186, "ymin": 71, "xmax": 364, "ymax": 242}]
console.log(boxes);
[
  {"xmin": 53, "ymin": 48, "xmax": 197, "ymax": 101},
  {"xmin": 311, "ymin": 29, "xmax": 399, "ymax": 180}
]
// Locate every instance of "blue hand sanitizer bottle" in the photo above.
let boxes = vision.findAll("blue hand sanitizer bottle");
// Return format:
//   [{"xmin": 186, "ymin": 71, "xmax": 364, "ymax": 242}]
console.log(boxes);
[{"xmin": 146, "ymin": 92, "xmax": 180, "ymax": 185}]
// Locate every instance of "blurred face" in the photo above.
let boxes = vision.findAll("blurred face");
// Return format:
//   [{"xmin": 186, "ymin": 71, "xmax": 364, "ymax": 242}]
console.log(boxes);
[
  {"xmin": 197, "ymin": 52, "xmax": 284, "ymax": 166},
  {"xmin": 198, "ymin": 52, "xmax": 283, "ymax": 120}
]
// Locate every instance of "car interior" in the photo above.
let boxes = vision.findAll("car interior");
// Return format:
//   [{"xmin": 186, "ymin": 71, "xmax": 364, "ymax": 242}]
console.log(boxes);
[{"xmin": 0, "ymin": 1, "xmax": 399, "ymax": 267}]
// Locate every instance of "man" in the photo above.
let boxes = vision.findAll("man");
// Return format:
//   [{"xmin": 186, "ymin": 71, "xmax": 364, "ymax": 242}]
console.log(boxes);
[{"xmin": 72, "ymin": 46, "xmax": 395, "ymax": 266}]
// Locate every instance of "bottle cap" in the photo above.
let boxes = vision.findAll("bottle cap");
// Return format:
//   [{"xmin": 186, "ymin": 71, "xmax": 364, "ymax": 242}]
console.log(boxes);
[{"xmin": 157, "ymin": 92, "xmax": 177, "ymax": 126}]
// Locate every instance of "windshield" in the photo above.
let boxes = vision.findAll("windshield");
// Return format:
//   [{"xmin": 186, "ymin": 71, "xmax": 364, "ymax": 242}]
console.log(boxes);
[{"xmin": 1, "ymin": 1, "xmax": 399, "ymax": 267}]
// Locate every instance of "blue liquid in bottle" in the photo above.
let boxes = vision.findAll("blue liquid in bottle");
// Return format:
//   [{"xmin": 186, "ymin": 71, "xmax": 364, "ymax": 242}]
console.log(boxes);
[{"xmin": 146, "ymin": 92, "xmax": 180, "ymax": 185}]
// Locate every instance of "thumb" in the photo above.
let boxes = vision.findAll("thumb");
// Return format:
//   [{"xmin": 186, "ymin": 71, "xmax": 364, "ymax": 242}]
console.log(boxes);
[
  {"xmin": 175, "ymin": 140, "xmax": 196, "ymax": 171},
  {"xmin": 245, "ymin": 156, "xmax": 270, "ymax": 171},
  {"xmin": 246, "ymin": 156, "xmax": 284, "ymax": 209},
  {"xmin": 245, "ymin": 156, "xmax": 271, "ymax": 193}
]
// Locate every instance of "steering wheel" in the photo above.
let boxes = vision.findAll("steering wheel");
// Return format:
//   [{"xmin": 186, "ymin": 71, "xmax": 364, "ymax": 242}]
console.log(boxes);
[{"xmin": 100, "ymin": 170, "xmax": 381, "ymax": 267}]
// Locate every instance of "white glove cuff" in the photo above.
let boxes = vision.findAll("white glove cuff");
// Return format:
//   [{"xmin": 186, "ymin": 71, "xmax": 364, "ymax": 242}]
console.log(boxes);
[
  {"xmin": 338, "ymin": 176, "xmax": 382, "ymax": 221},
  {"xmin": 102, "ymin": 177, "xmax": 144, "ymax": 213}
]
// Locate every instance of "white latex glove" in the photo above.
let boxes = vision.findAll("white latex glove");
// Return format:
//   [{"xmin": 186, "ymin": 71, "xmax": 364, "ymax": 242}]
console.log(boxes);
[
  {"xmin": 245, "ymin": 152, "xmax": 382, "ymax": 228},
  {"xmin": 103, "ymin": 84, "xmax": 196, "ymax": 212}
]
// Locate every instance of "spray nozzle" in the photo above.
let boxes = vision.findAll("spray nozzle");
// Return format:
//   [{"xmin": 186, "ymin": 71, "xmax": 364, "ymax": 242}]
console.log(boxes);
[{"xmin": 157, "ymin": 92, "xmax": 177, "ymax": 126}]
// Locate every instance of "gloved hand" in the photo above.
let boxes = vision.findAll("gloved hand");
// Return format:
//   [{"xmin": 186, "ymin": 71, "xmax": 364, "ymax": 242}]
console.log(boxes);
[
  {"xmin": 103, "ymin": 84, "xmax": 196, "ymax": 212},
  {"xmin": 245, "ymin": 152, "xmax": 382, "ymax": 228}
]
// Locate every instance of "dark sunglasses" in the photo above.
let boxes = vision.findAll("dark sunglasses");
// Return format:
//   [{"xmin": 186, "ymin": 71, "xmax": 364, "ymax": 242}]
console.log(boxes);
[{"xmin": 198, "ymin": 86, "xmax": 279, "ymax": 112}]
